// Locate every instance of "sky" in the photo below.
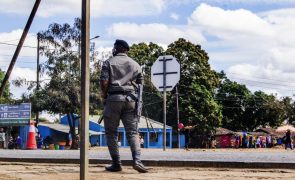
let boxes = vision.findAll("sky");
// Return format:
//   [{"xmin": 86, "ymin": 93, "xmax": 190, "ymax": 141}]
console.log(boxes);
[{"xmin": 1, "ymin": 0, "xmax": 295, "ymax": 98}]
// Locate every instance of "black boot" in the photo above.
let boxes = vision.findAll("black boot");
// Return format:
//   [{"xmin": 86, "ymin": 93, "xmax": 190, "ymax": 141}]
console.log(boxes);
[
  {"xmin": 105, "ymin": 156, "xmax": 122, "ymax": 172},
  {"xmin": 133, "ymin": 160, "xmax": 148, "ymax": 173},
  {"xmin": 105, "ymin": 163, "xmax": 122, "ymax": 172}
]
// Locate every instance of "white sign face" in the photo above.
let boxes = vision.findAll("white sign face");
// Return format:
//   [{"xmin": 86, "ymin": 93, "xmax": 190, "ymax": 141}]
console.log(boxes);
[{"xmin": 151, "ymin": 55, "xmax": 180, "ymax": 92}]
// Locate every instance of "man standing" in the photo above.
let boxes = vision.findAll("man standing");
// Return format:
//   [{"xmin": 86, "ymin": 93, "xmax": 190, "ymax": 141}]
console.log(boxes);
[
  {"xmin": 0, "ymin": 128, "xmax": 5, "ymax": 149},
  {"xmin": 285, "ymin": 129, "xmax": 293, "ymax": 150},
  {"xmin": 100, "ymin": 39, "xmax": 148, "ymax": 173}
]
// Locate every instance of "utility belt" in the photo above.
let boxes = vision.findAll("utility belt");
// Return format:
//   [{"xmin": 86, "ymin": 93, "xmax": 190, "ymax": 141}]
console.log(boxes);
[
  {"xmin": 108, "ymin": 91, "xmax": 138, "ymax": 102},
  {"xmin": 108, "ymin": 91, "xmax": 134, "ymax": 95}
]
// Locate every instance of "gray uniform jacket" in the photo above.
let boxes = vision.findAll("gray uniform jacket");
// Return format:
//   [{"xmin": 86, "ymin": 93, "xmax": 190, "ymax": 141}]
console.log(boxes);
[{"xmin": 100, "ymin": 53, "xmax": 143, "ymax": 101}]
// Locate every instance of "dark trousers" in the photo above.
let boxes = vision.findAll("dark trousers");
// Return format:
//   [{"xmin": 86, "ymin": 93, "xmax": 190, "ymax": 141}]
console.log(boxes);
[{"xmin": 103, "ymin": 100, "xmax": 141, "ymax": 163}]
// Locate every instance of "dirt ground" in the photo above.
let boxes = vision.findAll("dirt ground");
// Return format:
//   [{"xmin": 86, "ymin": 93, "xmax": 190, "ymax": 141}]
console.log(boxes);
[
  {"xmin": 0, "ymin": 162, "xmax": 294, "ymax": 180},
  {"xmin": 0, "ymin": 148, "xmax": 294, "ymax": 179}
]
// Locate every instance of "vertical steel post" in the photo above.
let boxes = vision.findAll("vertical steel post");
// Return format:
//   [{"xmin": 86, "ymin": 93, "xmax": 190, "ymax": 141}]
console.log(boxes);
[
  {"xmin": 176, "ymin": 86, "xmax": 180, "ymax": 148},
  {"xmin": 80, "ymin": 0, "xmax": 90, "ymax": 179},
  {"xmin": 36, "ymin": 33, "xmax": 40, "ymax": 125},
  {"xmin": 0, "ymin": 0, "xmax": 41, "ymax": 96},
  {"xmin": 163, "ymin": 57, "xmax": 166, "ymax": 151},
  {"xmin": 36, "ymin": 34, "xmax": 40, "ymax": 90}
]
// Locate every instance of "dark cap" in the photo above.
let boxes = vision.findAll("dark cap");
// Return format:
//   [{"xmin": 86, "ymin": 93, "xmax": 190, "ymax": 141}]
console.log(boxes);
[{"xmin": 114, "ymin": 39, "xmax": 129, "ymax": 51}]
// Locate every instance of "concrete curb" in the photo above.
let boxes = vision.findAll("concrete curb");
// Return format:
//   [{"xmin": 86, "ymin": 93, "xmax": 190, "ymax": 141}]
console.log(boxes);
[{"xmin": 0, "ymin": 158, "xmax": 294, "ymax": 169}]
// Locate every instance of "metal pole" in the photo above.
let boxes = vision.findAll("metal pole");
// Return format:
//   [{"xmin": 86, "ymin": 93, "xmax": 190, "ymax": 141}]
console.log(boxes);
[
  {"xmin": 80, "ymin": 0, "xmax": 90, "ymax": 179},
  {"xmin": 0, "ymin": 0, "xmax": 41, "ymax": 96},
  {"xmin": 36, "ymin": 33, "xmax": 40, "ymax": 125},
  {"xmin": 163, "ymin": 57, "xmax": 166, "ymax": 151},
  {"xmin": 176, "ymin": 86, "xmax": 180, "ymax": 148}
]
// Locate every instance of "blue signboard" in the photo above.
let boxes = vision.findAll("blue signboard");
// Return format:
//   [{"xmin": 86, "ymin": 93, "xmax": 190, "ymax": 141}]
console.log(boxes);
[{"xmin": 0, "ymin": 103, "xmax": 31, "ymax": 126}]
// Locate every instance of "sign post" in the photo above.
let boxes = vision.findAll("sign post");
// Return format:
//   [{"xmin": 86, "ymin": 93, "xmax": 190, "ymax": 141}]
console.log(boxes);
[
  {"xmin": 0, "ymin": 103, "xmax": 31, "ymax": 126},
  {"xmin": 151, "ymin": 55, "xmax": 180, "ymax": 151},
  {"xmin": 175, "ymin": 86, "xmax": 180, "ymax": 148}
]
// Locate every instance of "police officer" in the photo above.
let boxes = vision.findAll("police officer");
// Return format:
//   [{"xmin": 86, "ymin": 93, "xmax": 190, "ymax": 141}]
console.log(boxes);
[{"xmin": 100, "ymin": 39, "xmax": 148, "ymax": 173}]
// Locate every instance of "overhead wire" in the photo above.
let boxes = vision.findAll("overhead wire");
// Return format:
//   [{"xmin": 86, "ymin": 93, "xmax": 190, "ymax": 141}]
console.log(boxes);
[
  {"xmin": 2, "ymin": 38, "xmax": 22, "ymax": 43},
  {"xmin": 0, "ymin": 41, "xmax": 79, "ymax": 52},
  {"xmin": 0, "ymin": 42, "xmax": 36, "ymax": 49},
  {"xmin": 226, "ymin": 71, "xmax": 295, "ymax": 84},
  {"xmin": 0, "ymin": 54, "xmax": 36, "ymax": 58},
  {"xmin": 230, "ymin": 76, "xmax": 295, "ymax": 88}
]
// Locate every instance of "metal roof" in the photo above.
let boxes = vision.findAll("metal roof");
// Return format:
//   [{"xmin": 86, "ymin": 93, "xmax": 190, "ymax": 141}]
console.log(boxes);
[
  {"xmin": 89, "ymin": 115, "xmax": 172, "ymax": 129},
  {"xmin": 39, "ymin": 123, "xmax": 104, "ymax": 136},
  {"xmin": 214, "ymin": 127, "xmax": 236, "ymax": 135}
]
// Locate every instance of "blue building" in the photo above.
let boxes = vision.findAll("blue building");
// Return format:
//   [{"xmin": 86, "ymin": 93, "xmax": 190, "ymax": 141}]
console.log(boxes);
[
  {"xmin": 38, "ymin": 122, "xmax": 102, "ymax": 145},
  {"xmin": 38, "ymin": 115, "xmax": 173, "ymax": 149},
  {"xmin": 87, "ymin": 116, "xmax": 173, "ymax": 149}
]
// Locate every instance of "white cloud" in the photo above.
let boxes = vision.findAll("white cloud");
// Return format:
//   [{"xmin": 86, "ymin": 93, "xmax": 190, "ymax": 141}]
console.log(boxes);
[
  {"xmin": 226, "ymin": 64, "xmax": 295, "ymax": 97},
  {"xmin": 170, "ymin": 13, "xmax": 179, "ymax": 21},
  {"xmin": 2, "ymin": 1, "xmax": 295, "ymax": 98},
  {"xmin": 188, "ymin": 0, "xmax": 295, "ymax": 5},
  {"xmin": 107, "ymin": 22, "xmax": 205, "ymax": 45},
  {"xmin": 11, "ymin": 67, "xmax": 36, "ymax": 81},
  {"xmin": 259, "ymin": 8, "xmax": 295, "ymax": 47},
  {"xmin": 0, "ymin": 0, "xmax": 166, "ymax": 18},
  {"xmin": 0, "ymin": 0, "xmax": 33, "ymax": 15},
  {"xmin": 0, "ymin": 29, "xmax": 37, "ymax": 68},
  {"xmin": 0, "ymin": 29, "xmax": 37, "ymax": 98},
  {"xmin": 185, "ymin": 3, "xmax": 295, "ymax": 97},
  {"xmin": 105, "ymin": 3, "xmax": 295, "ymax": 96},
  {"xmin": 188, "ymin": 3, "xmax": 275, "ymax": 38},
  {"xmin": 9, "ymin": 67, "xmax": 36, "ymax": 98}
]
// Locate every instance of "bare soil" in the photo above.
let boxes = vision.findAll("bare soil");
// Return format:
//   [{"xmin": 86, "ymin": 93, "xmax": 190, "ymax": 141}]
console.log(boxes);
[{"xmin": 0, "ymin": 162, "xmax": 294, "ymax": 180}]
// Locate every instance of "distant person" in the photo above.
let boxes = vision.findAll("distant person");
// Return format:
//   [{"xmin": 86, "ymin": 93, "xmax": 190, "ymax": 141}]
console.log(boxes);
[
  {"xmin": 235, "ymin": 135, "xmax": 240, "ymax": 148},
  {"xmin": 8, "ymin": 137, "xmax": 16, "ymax": 149},
  {"xmin": 211, "ymin": 137, "xmax": 216, "ymax": 148},
  {"xmin": 36, "ymin": 133, "xmax": 43, "ymax": 149},
  {"xmin": 0, "ymin": 128, "xmax": 5, "ymax": 149},
  {"xmin": 285, "ymin": 129, "xmax": 293, "ymax": 150},
  {"xmin": 256, "ymin": 136, "xmax": 261, "ymax": 148},
  {"xmin": 140, "ymin": 136, "xmax": 144, "ymax": 148},
  {"xmin": 252, "ymin": 136, "xmax": 256, "ymax": 148},
  {"xmin": 16, "ymin": 136, "xmax": 22, "ymax": 149},
  {"xmin": 183, "ymin": 120, "xmax": 193, "ymax": 150},
  {"xmin": 67, "ymin": 131, "xmax": 72, "ymax": 146},
  {"xmin": 248, "ymin": 136, "xmax": 253, "ymax": 148}
]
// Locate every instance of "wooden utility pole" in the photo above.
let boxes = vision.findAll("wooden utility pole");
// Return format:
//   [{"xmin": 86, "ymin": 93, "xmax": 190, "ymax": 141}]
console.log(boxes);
[
  {"xmin": 0, "ymin": 0, "xmax": 41, "ymax": 96},
  {"xmin": 80, "ymin": 0, "xmax": 90, "ymax": 179}
]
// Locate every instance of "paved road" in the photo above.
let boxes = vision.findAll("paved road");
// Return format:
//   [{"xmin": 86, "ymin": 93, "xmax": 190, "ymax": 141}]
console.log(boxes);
[{"xmin": 0, "ymin": 148, "xmax": 294, "ymax": 169}]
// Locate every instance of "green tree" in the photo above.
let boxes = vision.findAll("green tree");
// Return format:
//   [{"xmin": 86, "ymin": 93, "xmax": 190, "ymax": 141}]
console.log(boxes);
[
  {"xmin": 0, "ymin": 69, "xmax": 13, "ymax": 103},
  {"xmin": 278, "ymin": 96, "xmax": 295, "ymax": 126},
  {"xmin": 128, "ymin": 39, "xmax": 222, "ymax": 148},
  {"xmin": 215, "ymin": 71, "xmax": 252, "ymax": 131},
  {"xmin": 165, "ymin": 38, "xmax": 222, "ymax": 134},
  {"xmin": 128, "ymin": 42, "xmax": 165, "ymax": 122},
  {"xmin": 29, "ymin": 18, "xmax": 101, "ymax": 149},
  {"xmin": 216, "ymin": 72, "xmax": 285, "ymax": 131},
  {"xmin": 254, "ymin": 91, "xmax": 285, "ymax": 128},
  {"xmin": 281, "ymin": 97, "xmax": 293, "ymax": 123}
]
